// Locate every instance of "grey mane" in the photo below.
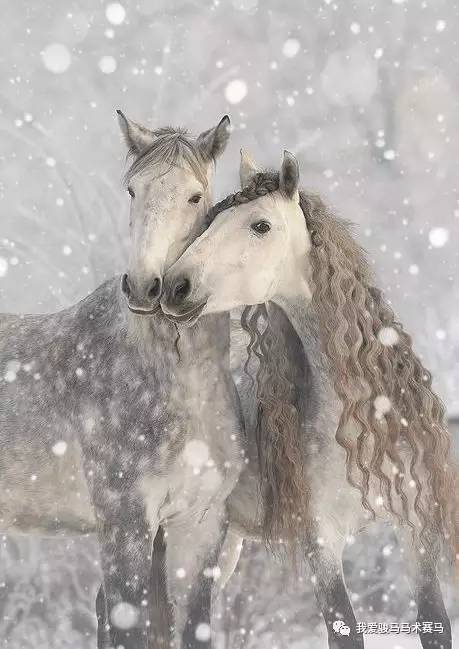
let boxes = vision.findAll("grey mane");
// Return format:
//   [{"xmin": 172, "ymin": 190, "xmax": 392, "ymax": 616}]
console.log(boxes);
[{"xmin": 124, "ymin": 127, "xmax": 209, "ymax": 187}]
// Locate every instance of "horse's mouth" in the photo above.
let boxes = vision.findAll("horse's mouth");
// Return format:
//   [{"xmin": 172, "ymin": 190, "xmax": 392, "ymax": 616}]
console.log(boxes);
[
  {"xmin": 127, "ymin": 303, "xmax": 161, "ymax": 316},
  {"xmin": 162, "ymin": 301, "xmax": 207, "ymax": 326}
]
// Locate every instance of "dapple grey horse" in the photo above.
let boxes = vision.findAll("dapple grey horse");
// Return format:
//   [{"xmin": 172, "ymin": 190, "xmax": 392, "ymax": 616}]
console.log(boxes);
[{"xmin": 0, "ymin": 112, "xmax": 245, "ymax": 649}]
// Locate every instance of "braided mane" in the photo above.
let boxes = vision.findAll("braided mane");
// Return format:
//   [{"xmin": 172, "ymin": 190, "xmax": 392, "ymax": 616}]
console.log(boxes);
[{"xmin": 209, "ymin": 171, "xmax": 459, "ymax": 560}]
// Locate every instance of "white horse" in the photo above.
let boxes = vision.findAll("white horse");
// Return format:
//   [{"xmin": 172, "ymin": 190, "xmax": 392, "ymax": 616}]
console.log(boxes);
[{"xmin": 161, "ymin": 150, "xmax": 459, "ymax": 649}]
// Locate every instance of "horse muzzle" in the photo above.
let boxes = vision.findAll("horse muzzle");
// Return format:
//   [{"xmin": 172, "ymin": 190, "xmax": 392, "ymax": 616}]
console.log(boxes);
[
  {"xmin": 121, "ymin": 273, "xmax": 162, "ymax": 316},
  {"xmin": 160, "ymin": 299, "xmax": 207, "ymax": 326}
]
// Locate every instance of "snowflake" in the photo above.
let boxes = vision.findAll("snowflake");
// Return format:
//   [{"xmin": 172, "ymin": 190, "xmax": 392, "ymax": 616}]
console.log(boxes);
[
  {"xmin": 99, "ymin": 56, "xmax": 117, "ymax": 74},
  {"xmin": 195, "ymin": 623, "xmax": 211, "ymax": 642},
  {"xmin": 110, "ymin": 602, "xmax": 139, "ymax": 630},
  {"xmin": 374, "ymin": 395, "xmax": 391, "ymax": 418},
  {"xmin": 105, "ymin": 3, "xmax": 126, "ymax": 25},
  {"xmin": 203, "ymin": 565, "xmax": 221, "ymax": 581},
  {"xmin": 52, "ymin": 441, "xmax": 68, "ymax": 456},
  {"xmin": 282, "ymin": 39, "xmax": 300, "ymax": 58},
  {"xmin": 183, "ymin": 440, "xmax": 210, "ymax": 468},
  {"xmin": 224, "ymin": 80, "xmax": 248, "ymax": 104},
  {"xmin": 0, "ymin": 258, "xmax": 8, "ymax": 278},
  {"xmin": 429, "ymin": 227, "xmax": 449, "ymax": 248},
  {"xmin": 4, "ymin": 360, "xmax": 20, "ymax": 383},
  {"xmin": 378, "ymin": 326, "xmax": 399, "ymax": 346},
  {"xmin": 41, "ymin": 44, "xmax": 71, "ymax": 74}
]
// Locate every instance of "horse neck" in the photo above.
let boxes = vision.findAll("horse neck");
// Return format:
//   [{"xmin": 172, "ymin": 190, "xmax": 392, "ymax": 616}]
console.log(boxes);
[
  {"xmin": 268, "ymin": 295, "xmax": 335, "ymax": 399},
  {"xmin": 268, "ymin": 295, "xmax": 344, "ymax": 455},
  {"xmin": 124, "ymin": 297, "xmax": 230, "ymax": 367}
]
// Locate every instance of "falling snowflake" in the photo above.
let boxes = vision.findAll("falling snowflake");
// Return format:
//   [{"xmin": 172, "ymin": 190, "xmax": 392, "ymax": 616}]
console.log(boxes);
[
  {"xmin": 62, "ymin": 245, "xmax": 72, "ymax": 256},
  {"xmin": 52, "ymin": 441, "xmax": 68, "ymax": 456},
  {"xmin": 203, "ymin": 565, "xmax": 221, "ymax": 581},
  {"xmin": 436, "ymin": 329, "xmax": 446, "ymax": 340},
  {"xmin": 378, "ymin": 326, "xmax": 399, "ymax": 346},
  {"xmin": 0, "ymin": 258, "xmax": 8, "ymax": 278},
  {"xmin": 176, "ymin": 568, "xmax": 186, "ymax": 579},
  {"xmin": 374, "ymin": 395, "xmax": 391, "ymax": 418},
  {"xmin": 350, "ymin": 22, "xmax": 361, "ymax": 34},
  {"xmin": 428, "ymin": 227, "xmax": 449, "ymax": 248},
  {"xmin": 183, "ymin": 440, "xmax": 210, "ymax": 468},
  {"xmin": 105, "ymin": 2, "xmax": 126, "ymax": 25},
  {"xmin": 110, "ymin": 602, "xmax": 139, "ymax": 630},
  {"xmin": 436, "ymin": 20, "xmax": 446, "ymax": 32},
  {"xmin": 99, "ymin": 56, "xmax": 117, "ymax": 74},
  {"xmin": 224, "ymin": 79, "xmax": 248, "ymax": 104},
  {"xmin": 282, "ymin": 38, "xmax": 300, "ymax": 58},
  {"xmin": 42, "ymin": 43, "xmax": 71, "ymax": 73},
  {"xmin": 408, "ymin": 264, "xmax": 419, "ymax": 275},
  {"xmin": 195, "ymin": 622, "xmax": 211, "ymax": 642}
]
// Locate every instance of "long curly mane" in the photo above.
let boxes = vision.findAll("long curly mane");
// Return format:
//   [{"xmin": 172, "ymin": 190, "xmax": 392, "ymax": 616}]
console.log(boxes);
[{"xmin": 208, "ymin": 171, "xmax": 459, "ymax": 559}]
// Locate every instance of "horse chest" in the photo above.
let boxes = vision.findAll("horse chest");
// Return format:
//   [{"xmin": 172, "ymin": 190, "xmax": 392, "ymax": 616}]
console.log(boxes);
[{"xmin": 140, "ymin": 416, "xmax": 243, "ymax": 528}]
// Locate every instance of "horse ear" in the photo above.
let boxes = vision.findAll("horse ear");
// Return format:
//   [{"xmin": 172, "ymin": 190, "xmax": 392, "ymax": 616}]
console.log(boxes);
[
  {"xmin": 239, "ymin": 148, "xmax": 260, "ymax": 188},
  {"xmin": 197, "ymin": 115, "xmax": 231, "ymax": 161},
  {"xmin": 279, "ymin": 150, "xmax": 299, "ymax": 200},
  {"xmin": 116, "ymin": 110, "xmax": 155, "ymax": 157}
]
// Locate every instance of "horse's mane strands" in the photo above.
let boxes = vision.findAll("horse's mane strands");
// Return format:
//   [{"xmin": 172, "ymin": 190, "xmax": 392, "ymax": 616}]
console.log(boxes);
[
  {"xmin": 209, "ymin": 171, "xmax": 459, "ymax": 562},
  {"xmin": 123, "ymin": 126, "xmax": 209, "ymax": 188}
]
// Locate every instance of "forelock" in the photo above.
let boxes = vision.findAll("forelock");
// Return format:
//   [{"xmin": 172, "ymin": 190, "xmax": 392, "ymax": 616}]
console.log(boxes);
[
  {"xmin": 123, "ymin": 128, "xmax": 209, "ymax": 188},
  {"xmin": 206, "ymin": 171, "xmax": 280, "ymax": 225}
]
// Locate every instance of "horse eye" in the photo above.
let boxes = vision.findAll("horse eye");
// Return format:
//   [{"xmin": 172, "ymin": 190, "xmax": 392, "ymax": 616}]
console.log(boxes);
[
  {"xmin": 128, "ymin": 187, "xmax": 135, "ymax": 199},
  {"xmin": 189, "ymin": 194, "xmax": 202, "ymax": 204},
  {"xmin": 251, "ymin": 220, "xmax": 271, "ymax": 235}
]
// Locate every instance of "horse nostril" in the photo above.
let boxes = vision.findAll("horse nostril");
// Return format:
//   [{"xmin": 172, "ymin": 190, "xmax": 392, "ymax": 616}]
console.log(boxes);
[
  {"xmin": 121, "ymin": 273, "xmax": 131, "ymax": 298},
  {"xmin": 173, "ymin": 277, "xmax": 191, "ymax": 304},
  {"xmin": 148, "ymin": 277, "xmax": 161, "ymax": 300}
]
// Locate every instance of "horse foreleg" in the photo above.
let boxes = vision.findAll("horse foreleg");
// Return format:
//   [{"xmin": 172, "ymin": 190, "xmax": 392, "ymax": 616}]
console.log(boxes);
[
  {"xmin": 96, "ymin": 583, "xmax": 111, "ymax": 648},
  {"xmin": 414, "ymin": 551, "xmax": 451, "ymax": 648},
  {"xmin": 96, "ymin": 499, "xmax": 156, "ymax": 649},
  {"xmin": 306, "ymin": 538, "xmax": 364, "ymax": 649},
  {"xmin": 149, "ymin": 525, "xmax": 174, "ymax": 648},
  {"xmin": 217, "ymin": 528, "xmax": 243, "ymax": 589},
  {"xmin": 167, "ymin": 509, "xmax": 228, "ymax": 649}
]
